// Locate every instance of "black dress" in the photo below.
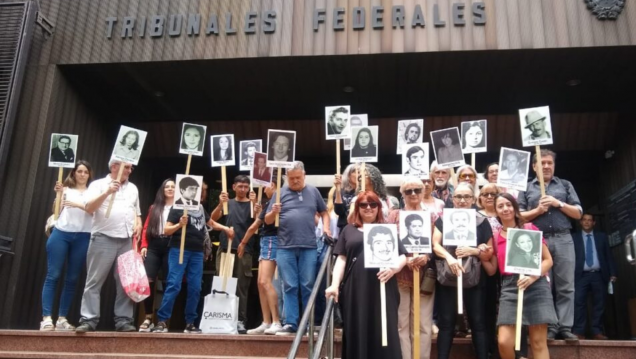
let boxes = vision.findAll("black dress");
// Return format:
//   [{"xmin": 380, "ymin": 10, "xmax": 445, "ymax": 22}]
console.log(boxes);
[{"xmin": 335, "ymin": 224, "xmax": 406, "ymax": 359}]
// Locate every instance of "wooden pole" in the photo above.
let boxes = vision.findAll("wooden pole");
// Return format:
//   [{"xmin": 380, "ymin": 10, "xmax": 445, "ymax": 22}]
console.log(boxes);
[
  {"xmin": 515, "ymin": 274, "xmax": 525, "ymax": 350},
  {"xmin": 255, "ymin": 186, "xmax": 262, "ymax": 234},
  {"xmin": 250, "ymin": 176, "xmax": 254, "ymax": 218},
  {"xmin": 179, "ymin": 154, "xmax": 193, "ymax": 265},
  {"xmin": 458, "ymin": 257, "xmax": 463, "ymax": 314},
  {"xmin": 535, "ymin": 145, "xmax": 546, "ymax": 196},
  {"xmin": 222, "ymin": 238, "xmax": 233, "ymax": 291},
  {"xmin": 54, "ymin": 167, "xmax": 63, "ymax": 220},
  {"xmin": 450, "ymin": 168, "xmax": 457, "ymax": 189},
  {"xmin": 105, "ymin": 163, "xmax": 126, "ymax": 218},
  {"xmin": 221, "ymin": 165, "xmax": 228, "ymax": 215},
  {"xmin": 360, "ymin": 162, "xmax": 366, "ymax": 192},
  {"xmin": 413, "ymin": 253, "xmax": 421, "ymax": 359},
  {"xmin": 381, "ymin": 281, "xmax": 388, "ymax": 346},
  {"xmin": 471, "ymin": 153, "xmax": 475, "ymax": 168},
  {"xmin": 275, "ymin": 166, "xmax": 282, "ymax": 227}
]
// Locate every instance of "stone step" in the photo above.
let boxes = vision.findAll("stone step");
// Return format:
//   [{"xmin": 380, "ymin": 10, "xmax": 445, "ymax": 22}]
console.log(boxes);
[{"xmin": 0, "ymin": 353, "xmax": 292, "ymax": 359}]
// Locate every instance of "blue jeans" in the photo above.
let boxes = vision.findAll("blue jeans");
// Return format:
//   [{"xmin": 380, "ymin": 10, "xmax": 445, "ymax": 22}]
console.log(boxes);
[
  {"xmin": 41, "ymin": 228, "xmax": 90, "ymax": 317},
  {"xmin": 157, "ymin": 248, "xmax": 203, "ymax": 324},
  {"xmin": 276, "ymin": 247, "xmax": 317, "ymax": 330}
]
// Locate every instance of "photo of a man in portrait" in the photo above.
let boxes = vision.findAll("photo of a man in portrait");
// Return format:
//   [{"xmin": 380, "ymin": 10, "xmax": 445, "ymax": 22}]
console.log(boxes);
[
  {"xmin": 174, "ymin": 175, "xmax": 203, "ymax": 210},
  {"xmin": 49, "ymin": 133, "xmax": 78, "ymax": 168}
]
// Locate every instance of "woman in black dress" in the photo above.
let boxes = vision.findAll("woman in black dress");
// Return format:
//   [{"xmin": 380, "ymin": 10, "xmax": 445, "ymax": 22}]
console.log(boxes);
[{"xmin": 326, "ymin": 191, "xmax": 407, "ymax": 359}]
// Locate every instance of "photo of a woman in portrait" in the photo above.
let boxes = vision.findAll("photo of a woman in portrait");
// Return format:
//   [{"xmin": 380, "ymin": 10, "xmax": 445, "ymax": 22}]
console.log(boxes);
[
  {"xmin": 113, "ymin": 130, "xmax": 140, "ymax": 161},
  {"xmin": 435, "ymin": 130, "xmax": 462, "ymax": 164},
  {"xmin": 507, "ymin": 231, "xmax": 540, "ymax": 269},
  {"xmin": 180, "ymin": 125, "xmax": 204, "ymax": 153},
  {"xmin": 213, "ymin": 135, "xmax": 233, "ymax": 161},
  {"xmin": 351, "ymin": 128, "xmax": 377, "ymax": 158},
  {"xmin": 462, "ymin": 121, "xmax": 486, "ymax": 152}
]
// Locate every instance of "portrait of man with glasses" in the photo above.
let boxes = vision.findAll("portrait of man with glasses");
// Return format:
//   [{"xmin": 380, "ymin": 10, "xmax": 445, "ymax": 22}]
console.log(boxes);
[{"xmin": 49, "ymin": 134, "xmax": 77, "ymax": 166}]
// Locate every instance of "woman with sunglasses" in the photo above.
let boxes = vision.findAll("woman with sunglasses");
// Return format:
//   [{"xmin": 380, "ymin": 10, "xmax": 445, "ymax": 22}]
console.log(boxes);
[
  {"xmin": 326, "ymin": 191, "xmax": 407, "ymax": 359},
  {"xmin": 456, "ymin": 165, "xmax": 480, "ymax": 199},
  {"xmin": 493, "ymin": 193, "xmax": 555, "ymax": 359},
  {"xmin": 432, "ymin": 182, "xmax": 495, "ymax": 359},
  {"xmin": 387, "ymin": 178, "xmax": 439, "ymax": 359}
]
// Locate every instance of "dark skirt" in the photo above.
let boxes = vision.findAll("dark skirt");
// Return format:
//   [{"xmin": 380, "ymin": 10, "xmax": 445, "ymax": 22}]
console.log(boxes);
[{"xmin": 497, "ymin": 275, "xmax": 557, "ymax": 326}]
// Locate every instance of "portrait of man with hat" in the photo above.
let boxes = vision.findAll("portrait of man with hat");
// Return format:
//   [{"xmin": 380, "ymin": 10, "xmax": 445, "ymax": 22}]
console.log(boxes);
[{"xmin": 523, "ymin": 109, "xmax": 552, "ymax": 141}]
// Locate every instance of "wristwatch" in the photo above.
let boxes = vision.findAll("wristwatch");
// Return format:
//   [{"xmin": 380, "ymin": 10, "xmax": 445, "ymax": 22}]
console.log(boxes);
[{"xmin": 559, "ymin": 201, "xmax": 565, "ymax": 208}]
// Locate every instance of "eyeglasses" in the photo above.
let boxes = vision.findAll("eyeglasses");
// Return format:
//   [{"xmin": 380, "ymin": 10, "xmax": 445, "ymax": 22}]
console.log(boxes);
[
  {"xmin": 359, "ymin": 202, "xmax": 380, "ymax": 209},
  {"xmin": 59, "ymin": 141, "xmax": 70, "ymax": 145},
  {"xmin": 459, "ymin": 173, "xmax": 475, "ymax": 180},
  {"xmin": 453, "ymin": 194, "xmax": 474, "ymax": 201},
  {"xmin": 480, "ymin": 192, "xmax": 497, "ymax": 198},
  {"xmin": 404, "ymin": 188, "xmax": 423, "ymax": 195}
]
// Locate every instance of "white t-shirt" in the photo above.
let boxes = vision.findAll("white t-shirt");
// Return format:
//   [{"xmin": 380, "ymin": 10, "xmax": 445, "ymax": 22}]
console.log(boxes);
[
  {"xmin": 86, "ymin": 175, "xmax": 141, "ymax": 238},
  {"xmin": 56, "ymin": 188, "xmax": 93, "ymax": 233}
]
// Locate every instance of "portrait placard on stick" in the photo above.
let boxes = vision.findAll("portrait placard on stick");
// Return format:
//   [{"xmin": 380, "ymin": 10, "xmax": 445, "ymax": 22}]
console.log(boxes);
[
  {"xmin": 519, "ymin": 106, "xmax": 553, "ymax": 147},
  {"xmin": 267, "ymin": 130, "xmax": 296, "ymax": 169},
  {"xmin": 239, "ymin": 140, "xmax": 262, "ymax": 171},
  {"xmin": 325, "ymin": 105, "xmax": 351, "ymax": 140},
  {"xmin": 179, "ymin": 123, "xmax": 207, "ymax": 156},
  {"xmin": 397, "ymin": 119, "xmax": 424, "ymax": 154},
  {"xmin": 174, "ymin": 174, "xmax": 204, "ymax": 211},
  {"xmin": 350, "ymin": 126, "xmax": 378, "ymax": 163},
  {"xmin": 252, "ymin": 152, "xmax": 272, "ymax": 186},
  {"xmin": 402, "ymin": 143, "xmax": 430, "ymax": 179},
  {"xmin": 442, "ymin": 209, "xmax": 477, "ymax": 247},
  {"xmin": 210, "ymin": 134, "xmax": 235, "ymax": 167},
  {"xmin": 430, "ymin": 128, "xmax": 465, "ymax": 169},
  {"xmin": 49, "ymin": 133, "xmax": 78, "ymax": 168},
  {"xmin": 504, "ymin": 228, "xmax": 543, "ymax": 277},
  {"xmin": 364, "ymin": 224, "xmax": 400, "ymax": 268},
  {"xmin": 344, "ymin": 114, "xmax": 367, "ymax": 150},
  {"xmin": 497, "ymin": 148, "xmax": 531, "ymax": 192},
  {"xmin": 110, "ymin": 125, "xmax": 147, "ymax": 165},
  {"xmin": 399, "ymin": 211, "xmax": 432, "ymax": 254},
  {"xmin": 460, "ymin": 120, "xmax": 487, "ymax": 154}
]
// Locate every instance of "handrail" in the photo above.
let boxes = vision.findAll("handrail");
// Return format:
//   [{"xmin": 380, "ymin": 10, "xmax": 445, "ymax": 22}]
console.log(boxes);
[
  {"xmin": 312, "ymin": 298, "xmax": 335, "ymax": 359},
  {"xmin": 287, "ymin": 243, "xmax": 334, "ymax": 359}
]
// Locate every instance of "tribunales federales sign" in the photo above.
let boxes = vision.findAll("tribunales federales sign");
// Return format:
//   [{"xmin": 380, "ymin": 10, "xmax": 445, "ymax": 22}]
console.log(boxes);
[{"xmin": 105, "ymin": 2, "xmax": 486, "ymax": 39}]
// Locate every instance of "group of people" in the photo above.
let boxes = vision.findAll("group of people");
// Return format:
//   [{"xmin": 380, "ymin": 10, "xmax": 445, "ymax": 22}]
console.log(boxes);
[{"xmin": 40, "ymin": 146, "xmax": 617, "ymax": 359}]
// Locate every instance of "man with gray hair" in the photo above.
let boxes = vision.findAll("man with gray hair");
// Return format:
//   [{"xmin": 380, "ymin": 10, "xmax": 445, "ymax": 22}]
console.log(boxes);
[
  {"xmin": 430, "ymin": 161, "xmax": 454, "ymax": 208},
  {"xmin": 264, "ymin": 161, "xmax": 331, "ymax": 335},
  {"xmin": 76, "ymin": 160, "xmax": 142, "ymax": 332}
]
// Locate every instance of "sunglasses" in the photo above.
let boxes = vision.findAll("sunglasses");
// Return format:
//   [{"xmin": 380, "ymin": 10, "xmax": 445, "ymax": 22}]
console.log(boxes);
[
  {"xmin": 453, "ymin": 194, "xmax": 474, "ymax": 201},
  {"xmin": 459, "ymin": 173, "xmax": 476, "ymax": 180},
  {"xmin": 404, "ymin": 188, "xmax": 423, "ymax": 195},
  {"xmin": 359, "ymin": 202, "xmax": 380, "ymax": 209},
  {"xmin": 480, "ymin": 192, "xmax": 497, "ymax": 198}
]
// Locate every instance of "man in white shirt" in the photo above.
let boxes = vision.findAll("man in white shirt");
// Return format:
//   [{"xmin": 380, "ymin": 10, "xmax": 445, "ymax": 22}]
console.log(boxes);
[{"xmin": 76, "ymin": 160, "xmax": 142, "ymax": 333}]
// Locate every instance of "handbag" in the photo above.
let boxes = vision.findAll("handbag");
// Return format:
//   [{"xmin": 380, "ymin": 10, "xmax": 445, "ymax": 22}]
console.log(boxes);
[
  {"xmin": 200, "ymin": 289, "xmax": 239, "ymax": 334},
  {"xmin": 44, "ymin": 215, "xmax": 56, "ymax": 237},
  {"xmin": 435, "ymin": 252, "xmax": 481, "ymax": 288},
  {"xmin": 420, "ymin": 267, "xmax": 437, "ymax": 295}
]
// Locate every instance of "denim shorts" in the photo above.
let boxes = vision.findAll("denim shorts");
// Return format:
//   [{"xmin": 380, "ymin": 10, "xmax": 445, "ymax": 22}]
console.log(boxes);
[{"xmin": 259, "ymin": 235, "xmax": 278, "ymax": 261}]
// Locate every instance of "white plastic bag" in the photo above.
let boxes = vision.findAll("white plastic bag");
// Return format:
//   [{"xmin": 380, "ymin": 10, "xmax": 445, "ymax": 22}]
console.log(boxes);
[
  {"xmin": 117, "ymin": 249, "xmax": 150, "ymax": 302},
  {"xmin": 200, "ymin": 289, "xmax": 239, "ymax": 334}
]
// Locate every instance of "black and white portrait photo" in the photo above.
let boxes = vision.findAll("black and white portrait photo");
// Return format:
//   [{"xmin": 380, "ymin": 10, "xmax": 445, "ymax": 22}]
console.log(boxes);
[
  {"xmin": 399, "ymin": 211, "xmax": 432, "ymax": 254},
  {"xmin": 504, "ymin": 228, "xmax": 543, "ymax": 276},
  {"xmin": 442, "ymin": 208, "xmax": 477, "ymax": 247},
  {"xmin": 325, "ymin": 105, "xmax": 351, "ymax": 140},
  {"xmin": 179, "ymin": 123, "xmax": 207, "ymax": 156},
  {"xmin": 364, "ymin": 224, "xmax": 400, "ymax": 268},
  {"xmin": 461, "ymin": 120, "xmax": 487, "ymax": 154},
  {"xmin": 267, "ymin": 130, "xmax": 296, "ymax": 168},
  {"xmin": 519, "ymin": 106, "xmax": 553, "ymax": 147},
  {"xmin": 251, "ymin": 152, "xmax": 272, "ymax": 186},
  {"xmin": 174, "ymin": 174, "xmax": 204, "ymax": 211},
  {"xmin": 344, "ymin": 114, "xmax": 368, "ymax": 150},
  {"xmin": 49, "ymin": 133, "xmax": 78, "ymax": 168},
  {"xmin": 396, "ymin": 119, "xmax": 424, "ymax": 154},
  {"xmin": 110, "ymin": 125, "xmax": 147, "ymax": 165},
  {"xmin": 496, "ymin": 147, "xmax": 531, "ymax": 192},
  {"xmin": 430, "ymin": 128, "xmax": 465, "ymax": 169},
  {"xmin": 401, "ymin": 143, "xmax": 430, "ymax": 179},
  {"xmin": 350, "ymin": 126, "xmax": 378, "ymax": 163},
  {"xmin": 210, "ymin": 134, "xmax": 235, "ymax": 167},
  {"xmin": 239, "ymin": 140, "xmax": 262, "ymax": 171}
]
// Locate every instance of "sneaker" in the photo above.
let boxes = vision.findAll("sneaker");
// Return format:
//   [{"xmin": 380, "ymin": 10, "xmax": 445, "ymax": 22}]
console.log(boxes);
[
  {"xmin": 264, "ymin": 323, "xmax": 284, "ymax": 335},
  {"xmin": 275, "ymin": 324, "xmax": 297, "ymax": 336},
  {"xmin": 116, "ymin": 323, "xmax": 136, "ymax": 332},
  {"xmin": 40, "ymin": 319, "xmax": 55, "ymax": 331},
  {"xmin": 247, "ymin": 322, "xmax": 271, "ymax": 335},
  {"xmin": 237, "ymin": 321, "xmax": 247, "ymax": 334},
  {"xmin": 139, "ymin": 319, "xmax": 154, "ymax": 332},
  {"xmin": 184, "ymin": 323, "xmax": 202, "ymax": 334},
  {"xmin": 152, "ymin": 321, "xmax": 168, "ymax": 333},
  {"xmin": 55, "ymin": 319, "xmax": 75, "ymax": 331},
  {"xmin": 75, "ymin": 323, "xmax": 93, "ymax": 333}
]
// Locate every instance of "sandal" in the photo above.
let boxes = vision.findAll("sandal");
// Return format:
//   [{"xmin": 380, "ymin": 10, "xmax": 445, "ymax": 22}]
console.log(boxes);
[
  {"xmin": 55, "ymin": 319, "xmax": 76, "ymax": 331},
  {"xmin": 40, "ymin": 319, "xmax": 55, "ymax": 331},
  {"xmin": 139, "ymin": 318, "xmax": 153, "ymax": 332}
]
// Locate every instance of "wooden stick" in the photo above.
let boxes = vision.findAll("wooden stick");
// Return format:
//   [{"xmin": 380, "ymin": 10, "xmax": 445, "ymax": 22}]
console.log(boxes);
[
  {"xmin": 222, "ymin": 238, "xmax": 233, "ymax": 291},
  {"xmin": 255, "ymin": 186, "xmax": 262, "ymax": 234},
  {"xmin": 360, "ymin": 162, "xmax": 366, "ymax": 192},
  {"xmin": 179, "ymin": 154, "xmax": 193, "ymax": 265},
  {"xmin": 515, "ymin": 274, "xmax": 525, "ymax": 351},
  {"xmin": 105, "ymin": 163, "xmax": 126, "ymax": 218},
  {"xmin": 221, "ymin": 166, "xmax": 228, "ymax": 215},
  {"xmin": 185, "ymin": 154, "xmax": 192, "ymax": 174},
  {"xmin": 471, "ymin": 153, "xmax": 475, "ymax": 168},
  {"xmin": 413, "ymin": 253, "xmax": 421, "ymax": 359},
  {"xmin": 336, "ymin": 139, "xmax": 341, "ymax": 177},
  {"xmin": 535, "ymin": 145, "xmax": 546, "ymax": 196},
  {"xmin": 54, "ymin": 167, "xmax": 64, "ymax": 220},
  {"xmin": 458, "ymin": 257, "xmax": 463, "ymax": 314},
  {"xmin": 381, "ymin": 281, "xmax": 388, "ymax": 346},
  {"xmin": 450, "ymin": 168, "xmax": 457, "ymax": 189},
  {"xmin": 275, "ymin": 166, "xmax": 282, "ymax": 227},
  {"xmin": 250, "ymin": 177, "xmax": 254, "ymax": 218}
]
